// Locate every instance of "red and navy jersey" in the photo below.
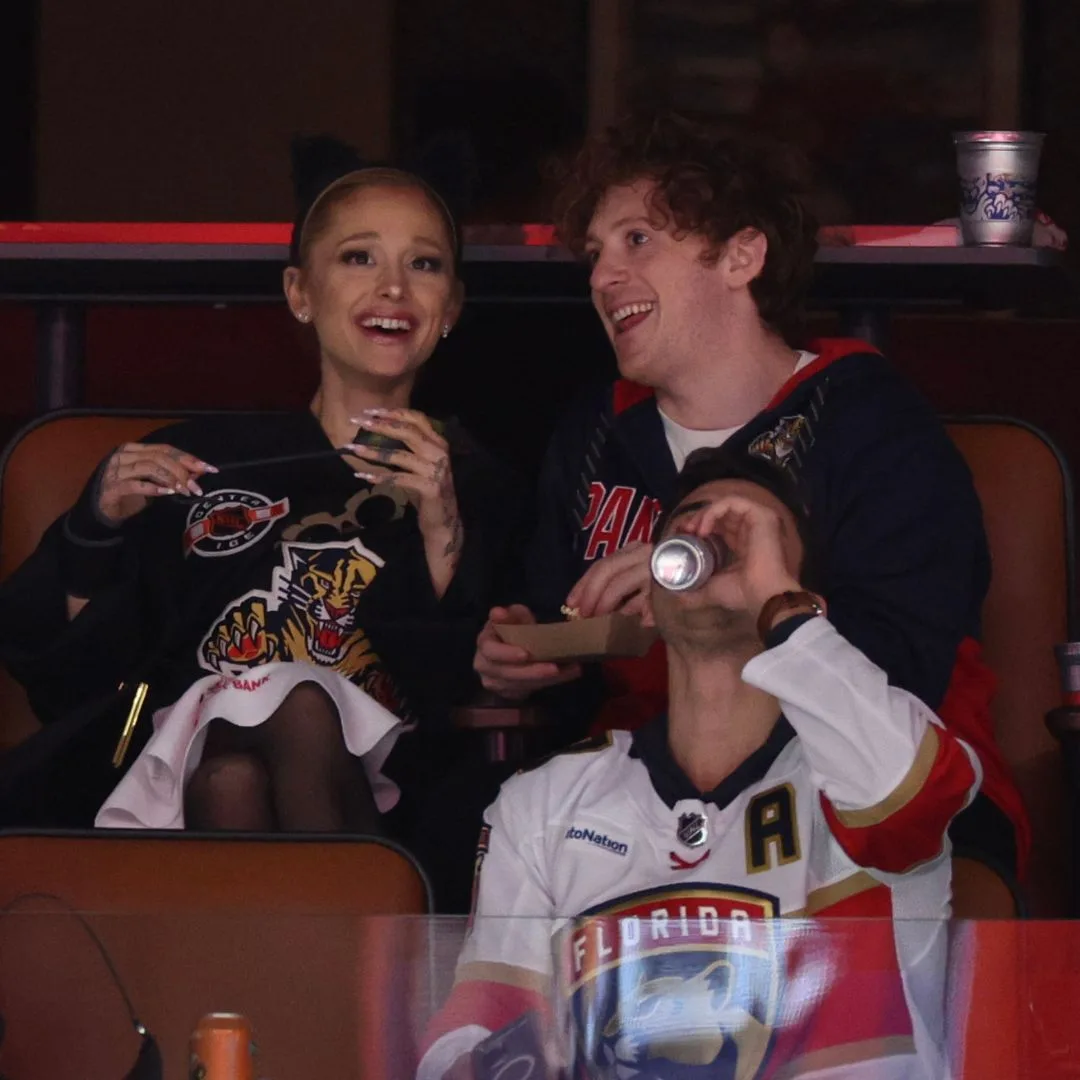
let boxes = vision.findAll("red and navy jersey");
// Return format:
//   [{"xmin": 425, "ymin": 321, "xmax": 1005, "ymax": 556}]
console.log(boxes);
[
  {"xmin": 523, "ymin": 338, "xmax": 1027, "ymax": 876},
  {"xmin": 418, "ymin": 618, "xmax": 981, "ymax": 1080}
]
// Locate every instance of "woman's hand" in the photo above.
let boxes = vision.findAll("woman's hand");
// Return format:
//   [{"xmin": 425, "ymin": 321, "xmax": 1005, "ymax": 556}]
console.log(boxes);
[
  {"xmin": 346, "ymin": 408, "xmax": 463, "ymax": 597},
  {"xmin": 96, "ymin": 443, "xmax": 218, "ymax": 525}
]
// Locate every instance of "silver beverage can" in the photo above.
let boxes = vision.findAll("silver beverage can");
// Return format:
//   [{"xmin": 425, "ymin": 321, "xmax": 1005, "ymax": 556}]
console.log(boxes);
[{"xmin": 650, "ymin": 534, "xmax": 728, "ymax": 592}]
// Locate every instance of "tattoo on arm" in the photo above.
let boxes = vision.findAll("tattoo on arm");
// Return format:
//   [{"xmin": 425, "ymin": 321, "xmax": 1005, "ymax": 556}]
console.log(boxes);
[{"xmin": 442, "ymin": 516, "xmax": 464, "ymax": 558}]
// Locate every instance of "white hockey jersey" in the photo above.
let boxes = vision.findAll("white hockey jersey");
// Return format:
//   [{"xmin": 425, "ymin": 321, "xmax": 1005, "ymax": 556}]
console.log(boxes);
[{"xmin": 420, "ymin": 618, "xmax": 981, "ymax": 1080}]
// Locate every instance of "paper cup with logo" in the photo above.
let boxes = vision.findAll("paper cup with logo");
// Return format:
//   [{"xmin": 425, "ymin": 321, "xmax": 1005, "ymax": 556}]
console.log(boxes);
[{"xmin": 953, "ymin": 131, "xmax": 1045, "ymax": 246}]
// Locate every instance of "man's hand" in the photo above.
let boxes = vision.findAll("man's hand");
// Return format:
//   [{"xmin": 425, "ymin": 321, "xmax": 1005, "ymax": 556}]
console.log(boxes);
[
  {"xmin": 564, "ymin": 542, "xmax": 653, "ymax": 619},
  {"xmin": 474, "ymin": 605, "xmax": 582, "ymax": 699},
  {"xmin": 677, "ymin": 494, "xmax": 803, "ymax": 621}
]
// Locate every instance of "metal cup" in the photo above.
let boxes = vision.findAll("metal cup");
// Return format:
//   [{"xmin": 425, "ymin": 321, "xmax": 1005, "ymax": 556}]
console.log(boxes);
[
  {"xmin": 953, "ymin": 130, "xmax": 1044, "ymax": 246},
  {"xmin": 1054, "ymin": 642, "xmax": 1080, "ymax": 705}
]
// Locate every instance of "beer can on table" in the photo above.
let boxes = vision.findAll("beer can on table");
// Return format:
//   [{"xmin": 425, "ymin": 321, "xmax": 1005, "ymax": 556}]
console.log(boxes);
[
  {"xmin": 189, "ymin": 1013, "xmax": 256, "ymax": 1080},
  {"xmin": 650, "ymin": 534, "xmax": 729, "ymax": 592}
]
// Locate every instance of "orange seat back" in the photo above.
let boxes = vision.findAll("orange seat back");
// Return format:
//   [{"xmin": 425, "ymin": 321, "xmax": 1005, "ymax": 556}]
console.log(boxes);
[
  {"xmin": 945, "ymin": 419, "xmax": 1073, "ymax": 916},
  {"xmin": 0, "ymin": 831, "xmax": 431, "ymax": 1080},
  {"xmin": 0, "ymin": 413, "xmax": 194, "ymax": 747}
]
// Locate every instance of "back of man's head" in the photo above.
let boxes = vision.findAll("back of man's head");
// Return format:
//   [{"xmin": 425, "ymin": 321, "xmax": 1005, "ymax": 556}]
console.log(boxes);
[{"xmin": 555, "ymin": 111, "xmax": 819, "ymax": 342}]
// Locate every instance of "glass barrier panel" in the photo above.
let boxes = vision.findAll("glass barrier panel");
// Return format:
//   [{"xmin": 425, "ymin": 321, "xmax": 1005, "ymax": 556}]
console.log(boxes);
[{"xmin": 0, "ymin": 910, "xmax": 1078, "ymax": 1079}]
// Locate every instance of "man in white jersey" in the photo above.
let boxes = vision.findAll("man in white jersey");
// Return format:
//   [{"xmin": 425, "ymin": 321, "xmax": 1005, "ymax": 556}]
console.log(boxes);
[{"xmin": 420, "ymin": 447, "xmax": 980, "ymax": 1080}]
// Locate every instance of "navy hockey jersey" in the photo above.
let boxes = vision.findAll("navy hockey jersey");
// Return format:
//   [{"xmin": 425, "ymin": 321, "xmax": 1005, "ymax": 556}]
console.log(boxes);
[
  {"xmin": 523, "ymin": 338, "xmax": 1027, "ymax": 873},
  {"xmin": 0, "ymin": 411, "xmax": 522, "ymax": 824}
]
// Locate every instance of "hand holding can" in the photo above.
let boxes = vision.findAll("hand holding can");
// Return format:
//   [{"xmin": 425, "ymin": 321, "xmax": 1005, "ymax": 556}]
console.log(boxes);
[{"xmin": 650, "ymin": 534, "xmax": 730, "ymax": 592}]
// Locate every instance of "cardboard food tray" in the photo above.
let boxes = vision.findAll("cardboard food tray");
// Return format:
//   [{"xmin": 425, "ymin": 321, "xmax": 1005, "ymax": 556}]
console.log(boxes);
[{"xmin": 494, "ymin": 613, "xmax": 658, "ymax": 662}]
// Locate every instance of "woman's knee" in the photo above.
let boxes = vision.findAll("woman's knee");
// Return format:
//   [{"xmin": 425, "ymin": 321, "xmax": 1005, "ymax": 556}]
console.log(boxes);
[
  {"xmin": 265, "ymin": 681, "xmax": 343, "ymax": 749},
  {"xmin": 187, "ymin": 752, "xmax": 269, "ymax": 801},
  {"xmin": 283, "ymin": 680, "xmax": 336, "ymax": 713},
  {"xmin": 184, "ymin": 751, "xmax": 272, "ymax": 830}
]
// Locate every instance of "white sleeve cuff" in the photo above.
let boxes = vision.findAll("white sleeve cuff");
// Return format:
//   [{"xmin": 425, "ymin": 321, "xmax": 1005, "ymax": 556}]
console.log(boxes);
[{"xmin": 416, "ymin": 1025, "xmax": 492, "ymax": 1080}]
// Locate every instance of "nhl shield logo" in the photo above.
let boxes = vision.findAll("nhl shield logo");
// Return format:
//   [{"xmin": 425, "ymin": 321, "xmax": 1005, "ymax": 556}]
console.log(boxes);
[
  {"xmin": 677, "ymin": 811, "xmax": 708, "ymax": 849},
  {"xmin": 560, "ymin": 884, "xmax": 781, "ymax": 1079}
]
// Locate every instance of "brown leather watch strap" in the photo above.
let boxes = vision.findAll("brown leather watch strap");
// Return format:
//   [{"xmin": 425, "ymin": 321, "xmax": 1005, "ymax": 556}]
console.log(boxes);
[{"xmin": 756, "ymin": 590, "xmax": 825, "ymax": 644}]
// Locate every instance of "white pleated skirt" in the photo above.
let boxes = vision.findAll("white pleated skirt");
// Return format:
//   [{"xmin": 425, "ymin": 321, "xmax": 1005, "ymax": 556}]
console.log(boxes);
[{"xmin": 95, "ymin": 661, "xmax": 403, "ymax": 830}]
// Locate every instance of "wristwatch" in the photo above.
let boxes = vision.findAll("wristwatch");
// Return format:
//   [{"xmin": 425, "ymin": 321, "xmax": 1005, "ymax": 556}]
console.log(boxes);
[{"xmin": 756, "ymin": 590, "xmax": 826, "ymax": 644}]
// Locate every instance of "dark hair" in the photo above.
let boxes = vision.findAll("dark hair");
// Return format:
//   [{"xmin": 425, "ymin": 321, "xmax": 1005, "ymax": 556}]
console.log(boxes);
[
  {"xmin": 287, "ymin": 135, "xmax": 462, "ymax": 271},
  {"xmin": 555, "ymin": 111, "xmax": 818, "ymax": 341},
  {"xmin": 658, "ymin": 445, "xmax": 823, "ymax": 593}
]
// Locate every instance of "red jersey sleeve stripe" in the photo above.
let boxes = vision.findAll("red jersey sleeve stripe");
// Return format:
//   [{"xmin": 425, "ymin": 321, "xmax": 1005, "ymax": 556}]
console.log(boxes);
[{"xmin": 821, "ymin": 726, "xmax": 978, "ymax": 874}]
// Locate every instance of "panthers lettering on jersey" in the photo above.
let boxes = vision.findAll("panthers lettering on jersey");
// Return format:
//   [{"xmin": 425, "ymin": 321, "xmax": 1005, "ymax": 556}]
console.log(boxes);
[
  {"xmin": 418, "ymin": 619, "xmax": 981, "ymax": 1080},
  {"xmin": 582, "ymin": 482, "xmax": 663, "ymax": 561}
]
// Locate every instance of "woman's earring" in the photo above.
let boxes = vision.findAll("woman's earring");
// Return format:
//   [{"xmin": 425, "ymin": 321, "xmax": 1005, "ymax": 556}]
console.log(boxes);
[
  {"xmin": 296, "ymin": 311, "xmax": 311, "ymax": 323},
  {"xmin": 441, "ymin": 324, "xmax": 450, "ymax": 339}
]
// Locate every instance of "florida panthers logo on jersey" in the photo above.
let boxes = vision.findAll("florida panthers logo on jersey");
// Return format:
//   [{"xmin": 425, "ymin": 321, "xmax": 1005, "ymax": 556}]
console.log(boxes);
[
  {"xmin": 183, "ymin": 489, "xmax": 290, "ymax": 557},
  {"xmin": 198, "ymin": 539, "xmax": 403, "ymax": 713},
  {"xmin": 747, "ymin": 416, "xmax": 809, "ymax": 470},
  {"xmin": 560, "ymin": 885, "xmax": 781, "ymax": 1079}
]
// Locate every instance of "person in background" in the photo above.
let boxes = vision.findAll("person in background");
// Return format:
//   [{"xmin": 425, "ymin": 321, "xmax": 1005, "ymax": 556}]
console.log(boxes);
[
  {"xmin": 473, "ymin": 110, "xmax": 1026, "ymax": 910},
  {"xmin": 424, "ymin": 448, "xmax": 976, "ymax": 1080},
  {"xmin": 0, "ymin": 138, "xmax": 521, "ymax": 864}
]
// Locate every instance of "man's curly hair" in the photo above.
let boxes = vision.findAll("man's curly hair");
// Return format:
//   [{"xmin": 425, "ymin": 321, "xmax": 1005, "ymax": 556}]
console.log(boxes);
[{"xmin": 555, "ymin": 111, "xmax": 819, "ymax": 341}]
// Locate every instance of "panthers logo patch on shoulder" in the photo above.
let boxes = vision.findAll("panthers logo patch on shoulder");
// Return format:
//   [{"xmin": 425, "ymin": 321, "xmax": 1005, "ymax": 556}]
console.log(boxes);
[
  {"xmin": 747, "ymin": 415, "xmax": 809, "ymax": 469},
  {"xmin": 183, "ymin": 489, "xmax": 289, "ymax": 557}
]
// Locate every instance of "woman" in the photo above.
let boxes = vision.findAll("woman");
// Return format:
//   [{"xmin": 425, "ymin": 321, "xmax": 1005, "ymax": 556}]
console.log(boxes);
[{"xmin": 0, "ymin": 139, "xmax": 520, "ymax": 839}]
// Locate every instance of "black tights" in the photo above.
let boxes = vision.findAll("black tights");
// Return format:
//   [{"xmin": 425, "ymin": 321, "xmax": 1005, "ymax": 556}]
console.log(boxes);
[{"xmin": 183, "ymin": 681, "xmax": 383, "ymax": 834}]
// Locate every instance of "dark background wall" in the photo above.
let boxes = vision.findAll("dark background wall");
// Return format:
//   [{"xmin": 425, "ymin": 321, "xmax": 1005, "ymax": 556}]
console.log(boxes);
[
  {"xmin": 33, "ymin": 0, "xmax": 395, "ymax": 221},
  {"xmin": 0, "ymin": 0, "xmax": 1078, "ymax": 488}
]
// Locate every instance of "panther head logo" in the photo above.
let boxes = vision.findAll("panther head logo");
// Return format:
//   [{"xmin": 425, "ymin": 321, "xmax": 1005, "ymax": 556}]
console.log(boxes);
[{"xmin": 273, "ymin": 541, "xmax": 382, "ymax": 670}]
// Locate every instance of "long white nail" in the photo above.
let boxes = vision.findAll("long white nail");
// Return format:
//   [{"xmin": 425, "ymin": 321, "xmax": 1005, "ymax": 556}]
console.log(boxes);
[
  {"xmin": 354, "ymin": 471, "xmax": 378, "ymax": 482},
  {"xmin": 187, "ymin": 480, "xmax": 204, "ymax": 496},
  {"xmin": 156, "ymin": 486, "xmax": 178, "ymax": 496},
  {"xmin": 200, "ymin": 462, "xmax": 219, "ymax": 474}
]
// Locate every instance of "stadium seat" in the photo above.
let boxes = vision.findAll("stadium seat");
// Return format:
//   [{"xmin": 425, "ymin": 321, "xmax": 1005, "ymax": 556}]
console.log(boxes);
[
  {"xmin": 0, "ymin": 830, "xmax": 431, "ymax": 1079},
  {"xmin": 945, "ymin": 418, "xmax": 1076, "ymax": 917},
  {"xmin": 0, "ymin": 410, "xmax": 189, "ymax": 748}
]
